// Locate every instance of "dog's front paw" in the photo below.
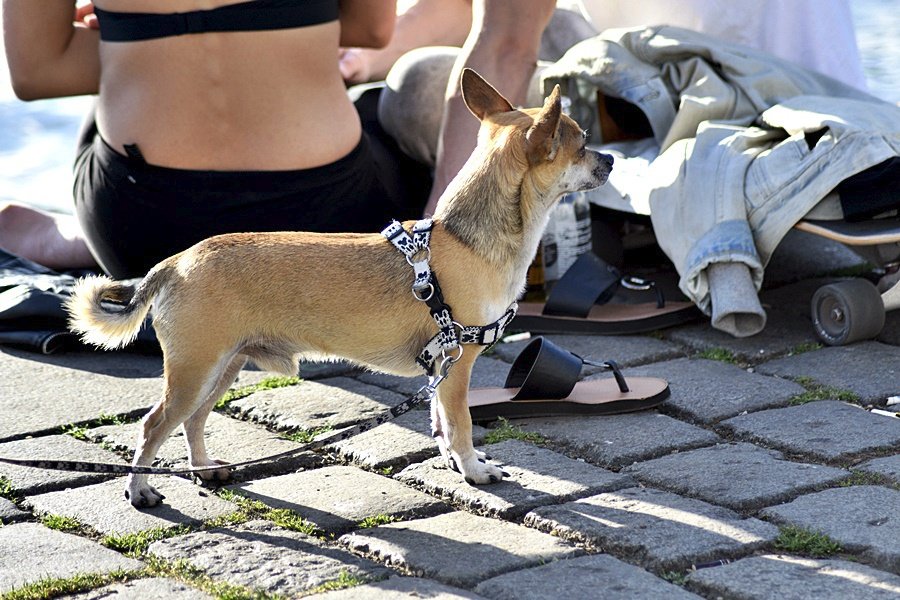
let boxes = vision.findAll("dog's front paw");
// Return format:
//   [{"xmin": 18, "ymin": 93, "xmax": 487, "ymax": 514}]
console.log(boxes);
[
  {"xmin": 125, "ymin": 477, "xmax": 165, "ymax": 508},
  {"xmin": 191, "ymin": 458, "xmax": 232, "ymax": 482},
  {"xmin": 455, "ymin": 452, "xmax": 506, "ymax": 485}
]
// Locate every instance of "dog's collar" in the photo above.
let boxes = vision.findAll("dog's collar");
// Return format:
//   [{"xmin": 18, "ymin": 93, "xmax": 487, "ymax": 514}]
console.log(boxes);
[{"xmin": 382, "ymin": 219, "xmax": 518, "ymax": 375}]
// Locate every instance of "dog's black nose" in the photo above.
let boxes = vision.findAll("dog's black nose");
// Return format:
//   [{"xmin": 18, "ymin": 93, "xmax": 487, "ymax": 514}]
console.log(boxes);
[{"xmin": 601, "ymin": 153, "xmax": 614, "ymax": 168}]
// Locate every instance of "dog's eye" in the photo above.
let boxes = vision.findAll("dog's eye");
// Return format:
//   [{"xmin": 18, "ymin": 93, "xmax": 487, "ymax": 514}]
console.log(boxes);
[{"xmin": 582, "ymin": 130, "xmax": 590, "ymax": 141}]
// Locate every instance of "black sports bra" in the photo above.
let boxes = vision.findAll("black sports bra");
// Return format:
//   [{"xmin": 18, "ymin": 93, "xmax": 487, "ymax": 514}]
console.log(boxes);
[{"xmin": 93, "ymin": 0, "xmax": 339, "ymax": 42}]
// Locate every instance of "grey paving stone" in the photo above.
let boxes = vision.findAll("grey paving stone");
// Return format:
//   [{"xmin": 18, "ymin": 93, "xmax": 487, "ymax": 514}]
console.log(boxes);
[
  {"xmin": 0, "ymin": 522, "xmax": 143, "ymax": 594},
  {"xmin": 226, "ymin": 376, "xmax": 408, "ymax": 433},
  {"xmin": 625, "ymin": 358, "xmax": 805, "ymax": 424},
  {"xmin": 755, "ymin": 342, "xmax": 900, "ymax": 403},
  {"xmin": 314, "ymin": 576, "xmax": 485, "ymax": 599},
  {"xmin": 686, "ymin": 554, "xmax": 900, "ymax": 600},
  {"xmin": 624, "ymin": 442, "xmax": 849, "ymax": 511},
  {"xmin": 397, "ymin": 440, "xmax": 633, "ymax": 519},
  {"xmin": 228, "ymin": 465, "xmax": 448, "ymax": 534},
  {"xmin": 66, "ymin": 577, "xmax": 214, "ymax": 599},
  {"xmin": 524, "ymin": 486, "xmax": 778, "ymax": 572},
  {"xmin": 330, "ymin": 408, "xmax": 489, "ymax": 471},
  {"xmin": 761, "ymin": 486, "xmax": 900, "ymax": 575},
  {"xmin": 0, "ymin": 497, "xmax": 28, "ymax": 524},
  {"xmin": 149, "ymin": 520, "xmax": 391, "ymax": 597},
  {"xmin": 857, "ymin": 454, "xmax": 900, "ymax": 484},
  {"xmin": 26, "ymin": 477, "xmax": 237, "ymax": 535},
  {"xmin": 0, "ymin": 435, "xmax": 126, "ymax": 496},
  {"xmin": 88, "ymin": 412, "xmax": 320, "ymax": 481},
  {"xmin": 491, "ymin": 333, "xmax": 684, "ymax": 373},
  {"xmin": 721, "ymin": 401, "xmax": 900, "ymax": 462},
  {"xmin": 340, "ymin": 511, "xmax": 581, "ymax": 588},
  {"xmin": 474, "ymin": 554, "xmax": 702, "ymax": 600},
  {"xmin": 666, "ymin": 280, "xmax": 823, "ymax": 364},
  {"xmin": 0, "ymin": 349, "xmax": 162, "ymax": 442},
  {"xmin": 506, "ymin": 412, "xmax": 719, "ymax": 469}
]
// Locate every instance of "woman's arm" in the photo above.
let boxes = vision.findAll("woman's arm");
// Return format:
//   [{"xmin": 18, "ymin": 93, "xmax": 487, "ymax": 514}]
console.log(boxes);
[
  {"xmin": 340, "ymin": 0, "xmax": 472, "ymax": 84},
  {"xmin": 2, "ymin": 0, "xmax": 100, "ymax": 100},
  {"xmin": 338, "ymin": 0, "xmax": 397, "ymax": 48}
]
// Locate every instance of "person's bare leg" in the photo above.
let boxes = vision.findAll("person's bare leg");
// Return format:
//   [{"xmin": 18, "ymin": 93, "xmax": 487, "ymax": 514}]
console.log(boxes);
[
  {"xmin": 0, "ymin": 202, "xmax": 98, "ymax": 269},
  {"xmin": 424, "ymin": 0, "xmax": 555, "ymax": 216}
]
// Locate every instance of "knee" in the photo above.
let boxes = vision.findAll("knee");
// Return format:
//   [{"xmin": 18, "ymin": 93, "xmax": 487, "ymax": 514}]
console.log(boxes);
[
  {"xmin": 475, "ymin": 0, "xmax": 556, "ymax": 55},
  {"xmin": 379, "ymin": 47, "xmax": 460, "ymax": 167}
]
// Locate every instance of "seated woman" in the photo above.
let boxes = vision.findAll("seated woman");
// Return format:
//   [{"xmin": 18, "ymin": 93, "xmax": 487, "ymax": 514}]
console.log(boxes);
[{"xmin": 3, "ymin": 0, "xmax": 429, "ymax": 278}]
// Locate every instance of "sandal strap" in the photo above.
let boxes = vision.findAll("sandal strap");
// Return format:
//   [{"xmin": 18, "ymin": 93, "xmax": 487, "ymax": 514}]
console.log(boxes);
[
  {"xmin": 543, "ymin": 253, "xmax": 622, "ymax": 318},
  {"xmin": 505, "ymin": 337, "xmax": 582, "ymax": 401},
  {"xmin": 580, "ymin": 357, "xmax": 630, "ymax": 393},
  {"xmin": 543, "ymin": 253, "xmax": 667, "ymax": 317}
]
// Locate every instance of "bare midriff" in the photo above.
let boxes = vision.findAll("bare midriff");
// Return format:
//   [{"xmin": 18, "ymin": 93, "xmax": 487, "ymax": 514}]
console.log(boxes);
[{"xmin": 94, "ymin": 0, "xmax": 361, "ymax": 171}]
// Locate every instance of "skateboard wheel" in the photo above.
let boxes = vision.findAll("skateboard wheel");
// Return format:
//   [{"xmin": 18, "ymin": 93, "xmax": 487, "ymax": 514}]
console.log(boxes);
[{"xmin": 811, "ymin": 279, "xmax": 885, "ymax": 346}]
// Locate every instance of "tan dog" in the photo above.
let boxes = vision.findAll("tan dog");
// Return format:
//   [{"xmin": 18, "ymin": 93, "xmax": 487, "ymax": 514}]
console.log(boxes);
[{"xmin": 66, "ymin": 69, "xmax": 613, "ymax": 508}]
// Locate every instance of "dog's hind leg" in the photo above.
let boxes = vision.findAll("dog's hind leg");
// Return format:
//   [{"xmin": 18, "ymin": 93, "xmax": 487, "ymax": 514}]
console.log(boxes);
[
  {"xmin": 125, "ymin": 351, "xmax": 234, "ymax": 508},
  {"xmin": 436, "ymin": 348, "xmax": 505, "ymax": 485},
  {"xmin": 181, "ymin": 353, "xmax": 247, "ymax": 482}
]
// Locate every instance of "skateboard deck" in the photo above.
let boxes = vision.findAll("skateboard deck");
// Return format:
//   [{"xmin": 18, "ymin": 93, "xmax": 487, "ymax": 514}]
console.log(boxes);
[{"xmin": 795, "ymin": 218, "xmax": 900, "ymax": 246}]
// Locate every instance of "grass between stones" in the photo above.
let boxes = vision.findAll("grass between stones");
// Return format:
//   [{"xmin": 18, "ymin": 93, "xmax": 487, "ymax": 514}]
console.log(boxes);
[
  {"xmin": 0, "ymin": 475, "xmax": 17, "ymax": 501},
  {"xmin": 357, "ymin": 514, "xmax": 399, "ymax": 529},
  {"xmin": 837, "ymin": 470, "xmax": 894, "ymax": 488},
  {"xmin": 215, "ymin": 376, "xmax": 303, "ymax": 410},
  {"xmin": 773, "ymin": 525, "xmax": 842, "ymax": 557},
  {"xmin": 59, "ymin": 413, "xmax": 133, "ymax": 441},
  {"xmin": 788, "ymin": 377, "xmax": 860, "ymax": 405},
  {"xmin": 215, "ymin": 489, "xmax": 320, "ymax": 537},
  {"xmin": 696, "ymin": 348, "xmax": 738, "ymax": 364},
  {"xmin": 38, "ymin": 514, "xmax": 83, "ymax": 533},
  {"xmin": 146, "ymin": 556, "xmax": 289, "ymax": 600},
  {"xmin": 787, "ymin": 342, "xmax": 823, "ymax": 356},
  {"xmin": 101, "ymin": 525, "xmax": 194, "ymax": 556},
  {"xmin": 661, "ymin": 570, "xmax": 689, "ymax": 585},
  {"xmin": 0, "ymin": 569, "xmax": 139, "ymax": 600},
  {"xmin": 483, "ymin": 418, "xmax": 545, "ymax": 445},
  {"xmin": 282, "ymin": 425, "xmax": 334, "ymax": 444},
  {"xmin": 306, "ymin": 570, "xmax": 371, "ymax": 595}
]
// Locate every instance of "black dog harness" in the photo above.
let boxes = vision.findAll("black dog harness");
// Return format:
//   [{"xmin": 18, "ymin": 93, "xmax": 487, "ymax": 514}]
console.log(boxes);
[{"xmin": 381, "ymin": 219, "xmax": 518, "ymax": 374}]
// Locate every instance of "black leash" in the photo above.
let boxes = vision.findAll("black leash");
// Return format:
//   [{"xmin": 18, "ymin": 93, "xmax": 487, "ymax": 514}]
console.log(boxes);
[{"xmin": 0, "ymin": 364, "xmax": 451, "ymax": 476}]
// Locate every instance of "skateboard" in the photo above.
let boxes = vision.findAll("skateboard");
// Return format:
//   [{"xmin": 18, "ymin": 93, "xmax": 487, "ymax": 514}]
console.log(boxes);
[{"xmin": 794, "ymin": 217, "xmax": 900, "ymax": 345}]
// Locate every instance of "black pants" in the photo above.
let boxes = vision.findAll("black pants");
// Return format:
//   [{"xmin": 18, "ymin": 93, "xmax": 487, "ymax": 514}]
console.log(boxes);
[{"xmin": 73, "ymin": 87, "xmax": 431, "ymax": 278}]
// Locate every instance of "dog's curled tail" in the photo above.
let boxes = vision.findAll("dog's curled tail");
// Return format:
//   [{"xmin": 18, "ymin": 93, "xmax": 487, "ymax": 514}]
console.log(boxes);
[{"xmin": 66, "ymin": 265, "xmax": 170, "ymax": 350}]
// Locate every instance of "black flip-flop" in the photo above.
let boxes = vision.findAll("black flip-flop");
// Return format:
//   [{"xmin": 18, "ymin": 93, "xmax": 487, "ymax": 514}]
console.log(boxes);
[
  {"xmin": 468, "ymin": 337, "xmax": 670, "ymax": 423},
  {"xmin": 514, "ymin": 253, "xmax": 701, "ymax": 335}
]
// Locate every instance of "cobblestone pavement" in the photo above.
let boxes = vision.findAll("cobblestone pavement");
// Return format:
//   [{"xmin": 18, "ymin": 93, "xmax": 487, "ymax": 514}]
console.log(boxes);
[{"xmin": 2, "ymin": 234, "xmax": 900, "ymax": 599}]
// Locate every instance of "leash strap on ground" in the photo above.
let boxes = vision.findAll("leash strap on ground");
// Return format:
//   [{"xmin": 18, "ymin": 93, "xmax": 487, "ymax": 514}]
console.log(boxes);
[{"xmin": 0, "ymin": 365, "xmax": 451, "ymax": 476}]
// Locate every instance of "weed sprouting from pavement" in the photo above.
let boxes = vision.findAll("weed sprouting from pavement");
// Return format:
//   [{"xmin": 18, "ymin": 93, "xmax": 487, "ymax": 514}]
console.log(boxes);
[
  {"xmin": 788, "ymin": 378, "xmax": 860, "ymax": 405},
  {"xmin": 484, "ymin": 418, "xmax": 545, "ymax": 445},
  {"xmin": 216, "ymin": 376, "xmax": 302, "ymax": 410},
  {"xmin": 774, "ymin": 525, "xmax": 842, "ymax": 557}
]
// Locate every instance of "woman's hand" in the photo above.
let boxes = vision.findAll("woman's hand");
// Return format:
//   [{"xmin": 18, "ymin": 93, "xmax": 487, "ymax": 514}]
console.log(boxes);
[
  {"xmin": 74, "ymin": 1, "xmax": 99, "ymax": 29},
  {"xmin": 339, "ymin": 47, "xmax": 373, "ymax": 84}
]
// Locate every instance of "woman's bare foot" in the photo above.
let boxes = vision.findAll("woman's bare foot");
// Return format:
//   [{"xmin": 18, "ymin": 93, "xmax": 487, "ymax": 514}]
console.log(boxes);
[{"xmin": 0, "ymin": 202, "xmax": 98, "ymax": 270}]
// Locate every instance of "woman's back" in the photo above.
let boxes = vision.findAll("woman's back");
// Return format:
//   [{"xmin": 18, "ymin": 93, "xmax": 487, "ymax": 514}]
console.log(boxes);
[{"xmin": 93, "ymin": 0, "xmax": 361, "ymax": 170}]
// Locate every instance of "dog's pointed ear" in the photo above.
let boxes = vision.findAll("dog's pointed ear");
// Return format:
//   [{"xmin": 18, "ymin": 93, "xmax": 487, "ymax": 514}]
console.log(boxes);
[
  {"xmin": 461, "ymin": 68, "xmax": 515, "ymax": 120},
  {"xmin": 525, "ymin": 85, "xmax": 562, "ymax": 164}
]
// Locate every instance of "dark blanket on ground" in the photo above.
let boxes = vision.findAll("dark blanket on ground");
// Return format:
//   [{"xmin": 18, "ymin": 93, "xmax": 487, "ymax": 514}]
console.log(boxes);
[{"xmin": 0, "ymin": 249, "xmax": 158, "ymax": 354}]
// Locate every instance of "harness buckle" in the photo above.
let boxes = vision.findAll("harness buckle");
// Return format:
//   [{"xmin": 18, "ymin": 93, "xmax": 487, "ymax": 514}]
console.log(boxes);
[{"xmin": 412, "ymin": 282, "xmax": 435, "ymax": 302}]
